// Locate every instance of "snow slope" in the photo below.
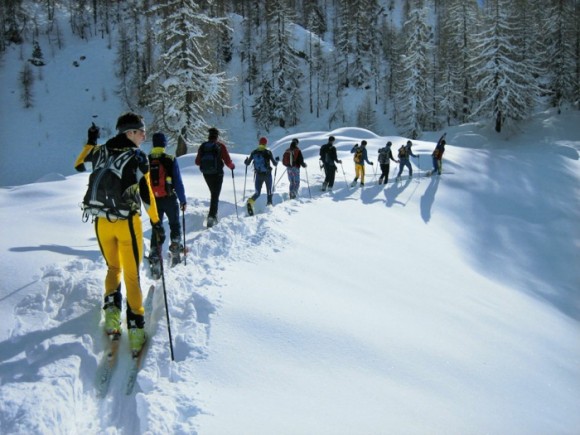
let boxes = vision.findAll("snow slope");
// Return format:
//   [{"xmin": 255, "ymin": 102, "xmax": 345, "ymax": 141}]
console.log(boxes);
[{"xmin": 1, "ymin": 112, "xmax": 579, "ymax": 434}]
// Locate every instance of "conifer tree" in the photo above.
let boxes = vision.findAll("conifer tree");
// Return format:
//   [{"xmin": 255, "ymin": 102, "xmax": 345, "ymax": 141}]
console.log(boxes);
[
  {"xmin": 396, "ymin": 4, "xmax": 432, "ymax": 139},
  {"xmin": 542, "ymin": 0, "xmax": 578, "ymax": 113},
  {"xmin": 470, "ymin": 0, "xmax": 541, "ymax": 133},
  {"xmin": 440, "ymin": 0, "xmax": 479, "ymax": 124},
  {"xmin": 147, "ymin": 0, "xmax": 230, "ymax": 156}
]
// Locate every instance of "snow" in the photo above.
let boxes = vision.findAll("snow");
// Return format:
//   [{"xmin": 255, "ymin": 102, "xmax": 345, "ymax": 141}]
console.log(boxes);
[
  {"xmin": 1, "ymin": 112, "xmax": 579, "ymax": 433},
  {"xmin": 1, "ymin": 10, "xmax": 580, "ymax": 435}
]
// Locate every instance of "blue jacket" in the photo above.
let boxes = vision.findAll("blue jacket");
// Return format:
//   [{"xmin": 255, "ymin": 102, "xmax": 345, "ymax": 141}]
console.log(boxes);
[
  {"xmin": 351, "ymin": 145, "xmax": 372, "ymax": 165},
  {"xmin": 149, "ymin": 147, "xmax": 186, "ymax": 205}
]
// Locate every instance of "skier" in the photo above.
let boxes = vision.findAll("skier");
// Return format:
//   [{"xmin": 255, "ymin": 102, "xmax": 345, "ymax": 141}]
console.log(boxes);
[
  {"xmin": 396, "ymin": 140, "xmax": 418, "ymax": 180},
  {"xmin": 147, "ymin": 132, "xmax": 187, "ymax": 274},
  {"xmin": 282, "ymin": 138, "xmax": 307, "ymax": 199},
  {"xmin": 427, "ymin": 138, "xmax": 446, "ymax": 176},
  {"xmin": 319, "ymin": 136, "xmax": 342, "ymax": 191},
  {"xmin": 350, "ymin": 140, "xmax": 373, "ymax": 187},
  {"xmin": 245, "ymin": 137, "xmax": 279, "ymax": 215},
  {"xmin": 377, "ymin": 141, "xmax": 399, "ymax": 184},
  {"xmin": 74, "ymin": 112, "xmax": 164, "ymax": 355},
  {"xmin": 195, "ymin": 127, "xmax": 235, "ymax": 228}
]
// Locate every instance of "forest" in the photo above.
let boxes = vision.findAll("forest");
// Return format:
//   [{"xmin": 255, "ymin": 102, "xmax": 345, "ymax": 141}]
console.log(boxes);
[{"xmin": 2, "ymin": 0, "xmax": 579, "ymax": 155}]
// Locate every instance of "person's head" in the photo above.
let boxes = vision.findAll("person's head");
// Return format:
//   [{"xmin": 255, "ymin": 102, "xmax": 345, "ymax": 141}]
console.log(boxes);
[
  {"xmin": 152, "ymin": 132, "xmax": 167, "ymax": 148},
  {"xmin": 208, "ymin": 127, "xmax": 219, "ymax": 141},
  {"xmin": 386, "ymin": 141, "xmax": 392, "ymax": 148},
  {"xmin": 328, "ymin": 136, "xmax": 335, "ymax": 143},
  {"xmin": 361, "ymin": 140, "xmax": 367, "ymax": 147},
  {"xmin": 440, "ymin": 139, "xmax": 446, "ymax": 146},
  {"xmin": 116, "ymin": 112, "xmax": 146, "ymax": 146},
  {"xmin": 406, "ymin": 140, "xmax": 413, "ymax": 147},
  {"xmin": 290, "ymin": 138, "xmax": 299, "ymax": 148},
  {"xmin": 259, "ymin": 137, "xmax": 268, "ymax": 147}
]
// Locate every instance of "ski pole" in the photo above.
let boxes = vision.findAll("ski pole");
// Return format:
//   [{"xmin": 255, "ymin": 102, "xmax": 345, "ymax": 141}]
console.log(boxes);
[
  {"xmin": 275, "ymin": 168, "xmax": 287, "ymax": 188},
  {"xmin": 340, "ymin": 162, "xmax": 348, "ymax": 186},
  {"xmin": 418, "ymin": 155, "xmax": 421, "ymax": 179},
  {"xmin": 231, "ymin": 169, "xmax": 239, "ymax": 219},
  {"xmin": 157, "ymin": 238, "xmax": 175, "ymax": 362},
  {"xmin": 272, "ymin": 163, "xmax": 278, "ymax": 193},
  {"xmin": 181, "ymin": 208, "xmax": 186, "ymax": 266},
  {"xmin": 242, "ymin": 163, "xmax": 248, "ymax": 201},
  {"xmin": 304, "ymin": 166, "xmax": 312, "ymax": 198},
  {"xmin": 371, "ymin": 161, "xmax": 378, "ymax": 183}
]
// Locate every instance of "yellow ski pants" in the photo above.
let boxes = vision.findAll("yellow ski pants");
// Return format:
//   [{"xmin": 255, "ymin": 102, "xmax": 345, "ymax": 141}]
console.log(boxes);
[
  {"xmin": 95, "ymin": 214, "xmax": 144, "ymax": 316},
  {"xmin": 355, "ymin": 164, "xmax": 366, "ymax": 183}
]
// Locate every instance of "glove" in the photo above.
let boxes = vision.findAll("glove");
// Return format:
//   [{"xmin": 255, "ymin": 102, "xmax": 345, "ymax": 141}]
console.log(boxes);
[
  {"xmin": 302, "ymin": 163, "xmax": 307, "ymax": 168},
  {"xmin": 180, "ymin": 203, "xmax": 187, "ymax": 212},
  {"xmin": 244, "ymin": 158, "xmax": 250, "ymax": 166},
  {"xmin": 338, "ymin": 160, "xmax": 342, "ymax": 164},
  {"xmin": 87, "ymin": 122, "xmax": 100, "ymax": 145},
  {"xmin": 275, "ymin": 156, "xmax": 280, "ymax": 161},
  {"xmin": 370, "ymin": 162, "xmax": 374, "ymax": 165},
  {"xmin": 229, "ymin": 163, "xmax": 236, "ymax": 170},
  {"xmin": 152, "ymin": 222, "xmax": 166, "ymax": 245}
]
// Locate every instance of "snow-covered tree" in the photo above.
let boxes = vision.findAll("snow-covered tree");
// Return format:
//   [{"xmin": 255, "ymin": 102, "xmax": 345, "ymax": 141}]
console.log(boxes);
[
  {"xmin": 19, "ymin": 61, "xmax": 34, "ymax": 108},
  {"xmin": 542, "ymin": 0, "xmax": 578, "ymax": 113},
  {"xmin": 147, "ymin": 0, "xmax": 230, "ymax": 156},
  {"xmin": 470, "ymin": 0, "xmax": 541, "ymax": 133},
  {"xmin": 439, "ymin": 0, "xmax": 479, "ymax": 124},
  {"xmin": 254, "ymin": 0, "xmax": 302, "ymax": 129},
  {"xmin": 396, "ymin": 4, "xmax": 433, "ymax": 139}
]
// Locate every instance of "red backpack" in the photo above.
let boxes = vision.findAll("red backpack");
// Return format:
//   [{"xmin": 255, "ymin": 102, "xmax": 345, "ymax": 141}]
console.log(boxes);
[
  {"xmin": 282, "ymin": 148, "xmax": 299, "ymax": 167},
  {"xmin": 149, "ymin": 156, "xmax": 172, "ymax": 198}
]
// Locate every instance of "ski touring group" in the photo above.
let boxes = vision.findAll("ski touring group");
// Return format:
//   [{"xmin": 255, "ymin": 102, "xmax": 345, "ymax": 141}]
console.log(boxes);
[{"xmin": 74, "ymin": 112, "xmax": 447, "ymax": 395}]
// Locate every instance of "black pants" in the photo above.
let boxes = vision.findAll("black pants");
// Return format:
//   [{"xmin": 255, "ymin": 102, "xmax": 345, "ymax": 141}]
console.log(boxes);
[
  {"xmin": 150, "ymin": 196, "xmax": 181, "ymax": 255},
  {"xmin": 378, "ymin": 163, "xmax": 390, "ymax": 183},
  {"xmin": 323, "ymin": 163, "xmax": 337, "ymax": 187},
  {"xmin": 203, "ymin": 173, "xmax": 224, "ymax": 218}
]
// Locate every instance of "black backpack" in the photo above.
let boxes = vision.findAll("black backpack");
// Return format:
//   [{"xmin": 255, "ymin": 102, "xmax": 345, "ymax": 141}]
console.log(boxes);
[
  {"xmin": 82, "ymin": 146, "xmax": 139, "ymax": 221},
  {"xmin": 378, "ymin": 148, "xmax": 389, "ymax": 164},
  {"xmin": 199, "ymin": 141, "xmax": 222, "ymax": 174}
]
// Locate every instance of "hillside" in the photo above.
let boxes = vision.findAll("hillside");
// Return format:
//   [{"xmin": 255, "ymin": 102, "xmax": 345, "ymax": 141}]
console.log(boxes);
[{"xmin": 0, "ymin": 113, "xmax": 579, "ymax": 433}]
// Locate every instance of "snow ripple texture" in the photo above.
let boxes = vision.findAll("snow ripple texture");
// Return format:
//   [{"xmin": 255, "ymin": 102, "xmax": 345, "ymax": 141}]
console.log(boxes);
[{"xmin": 0, "ymin": 204, "xmax": 291, "ymax": 435}]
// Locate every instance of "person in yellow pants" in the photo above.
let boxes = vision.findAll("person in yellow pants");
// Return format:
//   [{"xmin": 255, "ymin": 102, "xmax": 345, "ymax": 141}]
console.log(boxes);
[
  {"xmin": 75, "ymin": 112, "xmax": 164, "ymax": 355},
  {"xmin": 350, "ymin": 140, "xmax": 373, "ymax": 187}
]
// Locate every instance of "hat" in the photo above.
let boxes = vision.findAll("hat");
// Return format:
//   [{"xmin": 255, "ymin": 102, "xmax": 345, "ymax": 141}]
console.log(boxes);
[
  {"xmin": 259, "ymin": 137, "xmax": 268, "ymax": 145},
  {"xmin": 116, "ymin": 112, "xmax": 145, "ymax": 133},
  {"xmin": 386, "ymin": 141, "xmax": 392, "ymax": 147},
  {"xmin": 290, "ymin": 138, "xmax": 299, "ymax": 148},
  {"xmin": 208, "ymin": 127, "xmax": 219, "ymax": 140},
  {"xmin": 329, "ymin": 136, "xmax": 335, "ymax": 142},
  {"xmin": 152, "ymin": 132, "xmax": 167, "ymax": 148},
  {"xmin": 361, "ymin": 140, "xmax": 367, "ymax": 146}
]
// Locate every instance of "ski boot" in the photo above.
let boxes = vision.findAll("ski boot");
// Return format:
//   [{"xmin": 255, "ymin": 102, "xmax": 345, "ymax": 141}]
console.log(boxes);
[
  {"xmin": 128, "ymin": 326, "xmax": 146, "ymax": 356},
  {"xmin": 148, "ymin": 254, "xmax": 161, "ymax": 279},
  {"xmin": 246, "ymin": 199, "xmax": 255, "ymax": 216},
  {"xmin": 207, "ymin": 215, "xmax": 218, "ymax": 228},
  {"xmin": 103, "ymin": 290, "xmax": 122, "ymax": 336},
  {"xmin": 169, "ymin": 241, "xmax": 183, "ymax": 267}
]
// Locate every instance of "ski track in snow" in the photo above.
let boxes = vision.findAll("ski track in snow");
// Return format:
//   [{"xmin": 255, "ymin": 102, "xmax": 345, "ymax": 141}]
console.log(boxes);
[
  {"xmin": 0, "ymin": 191, "xmax": 296, "ymax": 434},
  {"xmin": 1, "ymin": 128, "xmax": 579, "ymax": 433}
]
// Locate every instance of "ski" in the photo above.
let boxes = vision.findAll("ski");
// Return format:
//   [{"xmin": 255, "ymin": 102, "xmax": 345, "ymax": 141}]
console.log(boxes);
[
  {"xmin": 95, "ymin": 333, "xmax": 121, "ymax": 398},
  {"xmin": 125, "ymin": 284, "xmax": 155, "ymax": 395}
]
